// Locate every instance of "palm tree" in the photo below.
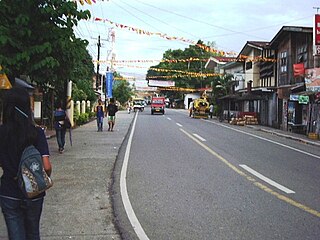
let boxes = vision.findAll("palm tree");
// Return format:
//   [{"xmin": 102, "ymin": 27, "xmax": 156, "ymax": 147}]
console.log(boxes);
[{"xmin": 211, "ymin": 74, "xmax": 234, "ymax": 119}]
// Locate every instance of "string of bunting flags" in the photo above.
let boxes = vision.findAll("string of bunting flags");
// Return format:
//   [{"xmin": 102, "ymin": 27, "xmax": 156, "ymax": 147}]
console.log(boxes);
[
  {"xmin": 146, "ymin": 75, "xmax": 212, "ymax": 79},
  {"xmin": 149, "ymin": 67, "xmax": 222, "ymax": 77},
  {"xmin": 93, "ymin": 55, "xmax": 275, "ymax": 64},
  {"xmin": 73, "ymin": 0, "xmax": 96, "ymax": 5},
  {"xmin": 93, "ymin": 58, "xmax": 208, "ymax": 64},
  {"xmin": 92, "ymin": 16, "xmax": 237, "ymax": 56},
  {"xmin": 93, "ymin": 16, "xmax": 195, "ymax": 44},
  {"xmin": 92, "ymin": 16, "xmax": 276, "ymax": 62},
  {"xmin": 157, "ymin": 86, "xmax": 200, "ymax": 92}
]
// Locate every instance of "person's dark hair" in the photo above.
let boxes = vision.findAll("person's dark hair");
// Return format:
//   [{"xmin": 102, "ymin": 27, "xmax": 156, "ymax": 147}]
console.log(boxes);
[
  {"xmin": 55, "ymin": 101, "xmax": 64, "ymax": 109},
  {"xmin": 2, "ymin": 87, "xmax": 38, "ymax": 162}
]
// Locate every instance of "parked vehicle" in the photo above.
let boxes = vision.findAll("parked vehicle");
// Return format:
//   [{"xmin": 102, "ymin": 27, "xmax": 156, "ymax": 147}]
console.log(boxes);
[
  {"xmin": 132, "ymin": 98, "xmax": 145, "ymax": 112},
  {"xmin": 192, "ymin": 98, "xmax": 209, "ymax": 118},
  {"xmin": 151, "ymin": 97, "xmax": 165, "ymax": 115}
]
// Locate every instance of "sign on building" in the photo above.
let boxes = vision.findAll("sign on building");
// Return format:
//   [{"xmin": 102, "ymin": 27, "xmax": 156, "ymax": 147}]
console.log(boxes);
[
  {"xmin": 305, "ymin": 68, "xmax": 320, "ymax": 92},
  {"xmin": 314, "ymin": 14, "xmax": 320, "ymax": 55}
]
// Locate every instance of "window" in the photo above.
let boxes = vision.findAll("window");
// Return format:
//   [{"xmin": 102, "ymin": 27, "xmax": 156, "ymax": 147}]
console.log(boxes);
[
  {"xmin": 297, "ymin": 44, "xmax": 307, "ymax": 65},
  {"xmin": 246, "ymin": 61, "xmax": 252, "ymax": 70},
  {"xmin": 280, "ymin": 51, "xmax": 287, "ymax": 73}
]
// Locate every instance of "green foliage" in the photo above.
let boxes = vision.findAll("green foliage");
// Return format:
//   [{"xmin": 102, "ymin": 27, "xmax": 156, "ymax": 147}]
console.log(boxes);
[
  {"xmin": 73, "ymin": 108, "xmax": 90, "ymax": 126},
  {"xmin": 146, "ymin": 40, "xmax": 220, "ymax": 90},
  {"xmin": 211, "ymin": 74, "xmax": 234, "ymax": 105},
  {"xmin": 0, "ymin": 0, "xmax": 93, "ymax": 101},
  {"xmin": 72, "ymin": 78, "xmax": 96, "ymax": 102},
  {"xmin": 77, "ymin": 112, "xmax": 89, "ymax": 125},
  {"xmin": 212, "ymin": 74, "xmax": 234, "ymax": 97},
  {"xmin": 72, "ymin": 84, "xmax": 87, "ymax": 102},
  {"xmin": 88, "ymin": 110, "xmax": 96, "ymax": 119},
  {"xmin": 112, "ymin": 74, "xmax": 133, "ymax": 104}
]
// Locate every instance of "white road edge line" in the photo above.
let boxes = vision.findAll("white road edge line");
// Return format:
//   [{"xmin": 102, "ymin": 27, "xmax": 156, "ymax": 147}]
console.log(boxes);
[
  {"xmin": 167, "ymin": 117, "xmax": 172, "ymax": 120},
  {"xmin": 176, "ymin": 123, "xmax": 183, "ymax": 127},
  {"xmin": 239, "ymin": 164, "xmax": 295, "ymax": 194},
  {"xmin": 120, "ymin": 112, "xmax": 150, "ymax": 240},
  {"xmin": 193, "ymin": 133, "xmax": 206, "ymax": 142},
  {"xmin": 204, "ymin": 120, "xmax": 320, "ymax": 160}
]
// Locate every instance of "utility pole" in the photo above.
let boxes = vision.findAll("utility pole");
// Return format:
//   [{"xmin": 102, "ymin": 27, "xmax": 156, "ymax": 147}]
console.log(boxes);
[
  {"xmin": 313, "ymin": 7, "xmax": 320, "ymax": 13},
  {"xmin": 96, "ymin": 35, "xmax": 101, "ymax": 91}
]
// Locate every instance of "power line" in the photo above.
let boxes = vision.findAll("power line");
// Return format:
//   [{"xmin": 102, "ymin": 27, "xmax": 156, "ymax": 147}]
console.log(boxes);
[
  {"xmin": 111, "ymin": 0, "xmax": 165, "ymax": 34},
  {"xmin": 132, "ymin": 0, "xmax": 264, "ymax": 40},
  {"xmin": 202, "ymin": 15, "xmax": 313, "ymax": 40},
  {"xmin": 117, "ymin": 0, "xmax": 199, "ymax": 39}
]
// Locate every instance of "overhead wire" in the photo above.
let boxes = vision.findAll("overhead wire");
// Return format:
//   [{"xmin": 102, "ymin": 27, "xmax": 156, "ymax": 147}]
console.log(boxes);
[
  {"xmin": 74, "ymin": 24, "xmax": 97, "ymax": 59},
  {"xmin": 132, "ymin": 0, "xmax": 313, "ymax": 42},
  {"xmin": 202, "ymin": 15, "xmax": 313, "ymax": 39},
  {"xmin": 117, "ymin": 0, "xmax": 200, "ymax": 39},
  {"xmin": 110, "ymin": 0, "xmax": 168, "ymax": 36},
  {"xmin": 132, "ymin": 0, "xmax": 265, "ymax": 40}
]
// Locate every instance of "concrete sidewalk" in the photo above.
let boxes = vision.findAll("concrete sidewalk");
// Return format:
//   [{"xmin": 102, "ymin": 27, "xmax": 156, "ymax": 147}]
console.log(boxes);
[{"xmin": 0, "ymin": 111, "xmax": 134, "ymax": 240}]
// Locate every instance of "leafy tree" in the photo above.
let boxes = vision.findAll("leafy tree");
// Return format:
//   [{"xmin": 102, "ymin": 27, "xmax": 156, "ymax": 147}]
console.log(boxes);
[
  {"xmin": 72, "ymin": 51, "xmax": 95, "ymax": 102},
  {"xmin": 112, "ymin": 73, "xmax": 133, "ymax": 105},
  {"xmin": 0, "ymin": 0, "xmax": 92, "ymax": 100},
  {"xmin": 146, "ymin": 40, "xmax": 220, "ymax": 90},
  {"xmin": 212, "ymin": 74, "xmax": 234, "ymax": 97},
  {"xmin": 211, "ymin": 73, "xmax": 234, "ymax": 114}
]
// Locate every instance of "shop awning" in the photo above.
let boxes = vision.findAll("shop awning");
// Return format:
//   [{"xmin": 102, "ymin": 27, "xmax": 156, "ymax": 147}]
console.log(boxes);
[
  {"xmin": 238, "ymin": 93, "xmax": 267, "ymax": 101},
  {"xmin": 218, "ymin": 94, "xmax": 239, "ymax": 100}
]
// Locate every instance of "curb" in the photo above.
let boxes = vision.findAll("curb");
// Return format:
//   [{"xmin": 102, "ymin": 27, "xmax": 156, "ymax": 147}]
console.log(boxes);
[{"xmin": 246, "ymin": 125, "xmax": 320, "ymax": 147}]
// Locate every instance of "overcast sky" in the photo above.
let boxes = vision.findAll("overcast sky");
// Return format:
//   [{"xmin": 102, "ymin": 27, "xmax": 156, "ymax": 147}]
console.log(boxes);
[{"xmin": 75, "ymin": 0, "xmax": 317, "ymax": 78}]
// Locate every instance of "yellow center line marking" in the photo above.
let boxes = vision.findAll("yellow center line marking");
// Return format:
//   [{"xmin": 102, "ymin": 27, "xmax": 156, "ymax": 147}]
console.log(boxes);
[{"xmin": 180, "ymin": 128, "xmax": 320, "ymax": 218}]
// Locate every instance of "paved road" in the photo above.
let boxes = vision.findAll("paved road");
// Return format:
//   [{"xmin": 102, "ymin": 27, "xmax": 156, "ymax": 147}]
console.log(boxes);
[{"xmin": 114, "ymin": 108, "xmax": 320, "ymax": 240}]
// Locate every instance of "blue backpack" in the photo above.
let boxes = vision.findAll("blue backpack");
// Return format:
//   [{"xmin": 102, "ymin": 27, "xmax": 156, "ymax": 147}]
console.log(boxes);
[{"xmin": 17, "ymin": 145, "xmax": 53, "ymax": 198}]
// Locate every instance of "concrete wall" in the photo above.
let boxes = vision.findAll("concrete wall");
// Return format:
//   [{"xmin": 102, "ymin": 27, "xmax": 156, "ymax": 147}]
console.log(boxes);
[{"xmin": 184, "ymin": 93, "xmax": 201, "ymax": 109}]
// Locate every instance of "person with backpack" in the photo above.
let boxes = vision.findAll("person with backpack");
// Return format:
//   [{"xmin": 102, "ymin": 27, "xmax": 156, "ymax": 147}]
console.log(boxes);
[
  {"xmin": 0, "ymin": 87, "xmax": 52, "ymax": 240},
  {"xmin": 106, "ymin": 98, "xmax": 118, "ymax": 132},
  {"xmin": 54, "ymin": 103, "xmax": 69, "ymax": 153}
]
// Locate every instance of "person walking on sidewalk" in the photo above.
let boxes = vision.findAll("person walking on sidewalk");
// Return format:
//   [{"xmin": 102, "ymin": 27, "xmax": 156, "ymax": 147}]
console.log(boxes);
[
  {"xmin": 54, "ymin": 103, "xmax": 69, "ymax": 153},
  {"xmin": 0, "ymin": 87, "xmax": 52, "ymax": 240},
  {"xmin": 95, "ymin": 99, "xmax": 105, "ymax": 132},
  {"xmin": 106, "ymin": 98, "xmax": 118, "ymax": 131}
]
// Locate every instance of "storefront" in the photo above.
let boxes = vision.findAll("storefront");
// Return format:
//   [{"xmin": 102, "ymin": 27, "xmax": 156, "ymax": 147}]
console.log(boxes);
[
  {"xmin": 287, "ymin": 93, "xmax": 309, "ymax": 134},
  {"xmin": 304, "ymin": 68, "xmax": 320, "ymax": 138}
]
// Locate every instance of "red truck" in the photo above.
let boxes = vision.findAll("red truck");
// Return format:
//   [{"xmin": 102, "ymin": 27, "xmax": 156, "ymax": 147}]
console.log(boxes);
[{"xmin": 151, "ymin": 97, "xmax": 165, "ymax": 115}]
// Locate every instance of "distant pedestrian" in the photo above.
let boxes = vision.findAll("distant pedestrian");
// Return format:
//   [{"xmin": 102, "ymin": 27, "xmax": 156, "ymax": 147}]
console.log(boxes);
[
  {"xmin": 0, "ymin": 87, "xmax": 52, "ymax": 240},
  {"xmin": 54, "ymin": 103, "xmax": 69, "ymax": 153},
  {"xmin": 95, "ymin": 99, "xmax": 105, "ymax": 131},
  {"xmin": 209, "ymin": 103, "xmax": 214, "ymax": 119},
  {"xmin": 189, "ymin": 101, "xmax": 194, "ymax": 117},
  {"xmin": 106, "ymin": 98, "xmax": 118, "ymax": 131}
]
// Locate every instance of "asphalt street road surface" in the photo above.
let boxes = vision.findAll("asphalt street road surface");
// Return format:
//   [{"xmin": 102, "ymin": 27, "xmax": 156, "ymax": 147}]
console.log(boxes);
[{"xmin": 113, "ymin": 107, "xmax": 320, "ymax": 240}]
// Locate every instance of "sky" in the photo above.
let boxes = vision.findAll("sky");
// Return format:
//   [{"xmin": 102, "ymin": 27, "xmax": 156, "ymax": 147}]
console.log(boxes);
[{"xmin": 75, "ymin": 0, "xmax": 318, "ymax": 81}]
